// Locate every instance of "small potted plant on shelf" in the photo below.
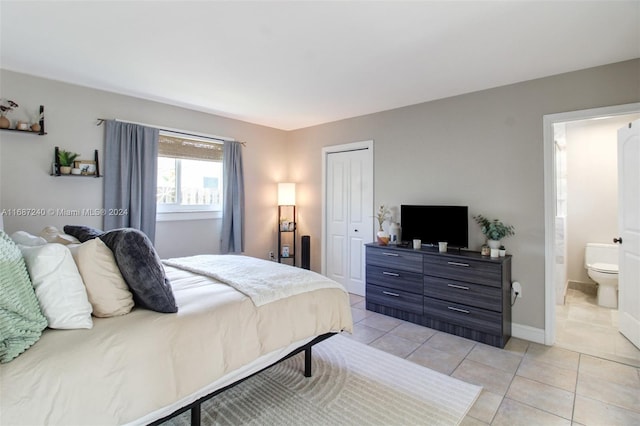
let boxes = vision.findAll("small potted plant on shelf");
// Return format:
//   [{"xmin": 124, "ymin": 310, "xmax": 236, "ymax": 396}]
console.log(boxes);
[
  {"xmin": 473, "ymin": 214, "xmax": 515, "ymax": 256},
  {"xmin": 0, "ymin": 98, "xmax": 18, "ymax": 129},
  {"xmin": 58, "ymin": 149, "xmax": 80, "ymax": 175},
  {"xmin": 375, "ymin": 204, "xmax": 391, "ymax": 245}
]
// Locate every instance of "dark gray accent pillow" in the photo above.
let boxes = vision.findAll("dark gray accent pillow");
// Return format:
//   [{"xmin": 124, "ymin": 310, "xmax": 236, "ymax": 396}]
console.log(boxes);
[
  {"xmin": 63, "ymin": 225, "xmax": 103, "ymax": 242},
  {"xmin": 99, "ymin": 228, "xmax": 177, "ymax": 313}
]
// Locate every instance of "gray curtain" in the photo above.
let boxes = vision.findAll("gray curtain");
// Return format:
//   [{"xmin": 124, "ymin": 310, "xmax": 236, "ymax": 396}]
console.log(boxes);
[
  {"xmin": 220, "ymin": 141, "xmax": 245, "ymax": 253},
  {"xmin": 103, "ymin": 120, "xmax": 159, "ymax": 242}
]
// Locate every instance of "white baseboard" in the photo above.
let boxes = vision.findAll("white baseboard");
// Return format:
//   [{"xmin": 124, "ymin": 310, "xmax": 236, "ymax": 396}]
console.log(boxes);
[{"xmin": 512, "ymin": 323, "xmax": 546, "ymax": 344}]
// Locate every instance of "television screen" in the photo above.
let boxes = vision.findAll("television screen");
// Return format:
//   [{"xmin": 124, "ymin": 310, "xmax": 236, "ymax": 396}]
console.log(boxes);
[{"xmin": 400, "ymin": 205, "xmax": 468, "ymax": 248}]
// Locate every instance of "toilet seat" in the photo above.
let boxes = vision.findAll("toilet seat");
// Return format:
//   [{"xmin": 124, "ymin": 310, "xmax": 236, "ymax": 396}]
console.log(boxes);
[{"xmin": 588, "ymin": 262, "xmax": 618, "ymax": 274}]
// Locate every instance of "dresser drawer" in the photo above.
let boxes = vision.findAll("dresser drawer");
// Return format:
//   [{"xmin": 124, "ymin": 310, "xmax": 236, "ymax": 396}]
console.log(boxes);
[
  {"xmin": 366, "ymin": 246, "xmax": 422, "ymax": 273},
  {"xmin": 423, "ymin": 255, "xmax": 502, "ymax": 287},
  {"xmin": 424, "ymin": 297, "xmax": 502, "ymax": 335},
  {"xmin": 424, "ymin": 276, "xmax": 502, "ymax": 312},
  {"xmin": 367, "ymin": 265, "xmax": 423, "ymax": 294},
  {"xmin": 367, "ymin": 284, "xmax": 423, "ymax": 314}
]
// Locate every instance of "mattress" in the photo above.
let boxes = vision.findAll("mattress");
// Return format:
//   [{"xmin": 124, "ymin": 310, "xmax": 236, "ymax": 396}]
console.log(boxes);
[{"xmin": 0, "ymin": 264, "xmax": 353, "ymax": 425}]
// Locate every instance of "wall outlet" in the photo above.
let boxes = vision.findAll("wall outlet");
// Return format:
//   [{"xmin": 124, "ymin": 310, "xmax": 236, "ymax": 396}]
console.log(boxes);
[
  {"xmin": 512, "ymin": 281, "xmax": 523, "ymax": 298},
  {"xmin": 268, "ymin": 251, "xmax": 275, "ymax": 261}
]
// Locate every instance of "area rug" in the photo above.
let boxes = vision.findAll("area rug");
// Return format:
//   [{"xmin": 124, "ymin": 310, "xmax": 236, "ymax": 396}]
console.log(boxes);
[{"xmin": 166, "ymin": 334, "xmax": 482, "ymax": 426}]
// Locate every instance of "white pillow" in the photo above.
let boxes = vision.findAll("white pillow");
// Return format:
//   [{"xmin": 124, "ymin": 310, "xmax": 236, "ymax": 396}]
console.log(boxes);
[
  {"xmin": 68, "ymin": 239, "xmax": 134, "ymax": 317},
  {"xmin": 39, "ymin": 226, "xmax": 80, "ymax": 245},
  {"xmin": 11, "ymin": 231, "xmax": 47, "ymax": 247},
  {"xmin": 19, "ymin": 243, "xmax": 93, "ymax": 329}
]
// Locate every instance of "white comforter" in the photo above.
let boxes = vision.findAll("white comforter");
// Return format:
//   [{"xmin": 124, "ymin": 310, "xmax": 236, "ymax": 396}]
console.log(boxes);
[
  {"xmin": 0, "ymin": 263, "xmax": 353, "ymax": 425},
  {"xmin": 163, "ymin": 255, "xmax": 344, "ymax": 306}
]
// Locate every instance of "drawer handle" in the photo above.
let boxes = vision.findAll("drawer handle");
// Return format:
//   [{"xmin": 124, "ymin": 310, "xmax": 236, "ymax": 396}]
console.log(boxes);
[
  {"xmin": 382, "ymin": 291, "xmax": 400, "ymax": 297},
  {"xmin": 447, "ymin": 306, "xmax": 470, "ymax": 314},
  {"xmin": 382, "ymin": 271, "xmax": 400, "ymax": 277},
  {"xmin": 382, "ymin": 252, "xmax": 399, "ymax": 257},
  {"xmin": 447, "ymin": 284, "xmax": 470, "ymax": 290},
  {"xmin": 447, "ymin": 261, "xmax": 470, "ymax": 267}
]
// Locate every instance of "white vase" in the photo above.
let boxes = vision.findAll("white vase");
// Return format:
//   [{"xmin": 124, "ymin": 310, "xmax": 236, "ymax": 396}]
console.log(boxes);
[{"xmin": 488, "ymin": 239, "xmax": 501, "ymax": 249}]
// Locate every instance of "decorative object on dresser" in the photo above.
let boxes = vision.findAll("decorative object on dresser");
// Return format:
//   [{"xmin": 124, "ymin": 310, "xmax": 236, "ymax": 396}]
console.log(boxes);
[
  {"xmin": 277, "ymin": 182, "xmax": 296, "ymax": 265},
  {"xmin": 473, "ymin": 214, "xmax": 515, "ymax": 257},
  {"xmin": 365, "ymin": 243, "xmax": 512, "ymax": 348},
  {"xmin": 375, "ymin": 204, "xmax": 391, "ymax": 245}
]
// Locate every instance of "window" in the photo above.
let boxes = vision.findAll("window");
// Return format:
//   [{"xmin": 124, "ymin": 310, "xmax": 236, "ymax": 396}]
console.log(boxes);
[{"xmin": 156, "ymin": 132, "xmax": 223, "ymax": 215}]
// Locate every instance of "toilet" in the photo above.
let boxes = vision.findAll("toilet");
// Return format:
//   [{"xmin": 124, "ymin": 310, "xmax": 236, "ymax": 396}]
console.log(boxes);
[{"xmin": 584, "ymin": 243, "xmax": 619, "ymax": 308}]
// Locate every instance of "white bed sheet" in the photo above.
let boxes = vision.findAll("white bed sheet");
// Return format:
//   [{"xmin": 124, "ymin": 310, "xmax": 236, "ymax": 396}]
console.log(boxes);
[{"xmin": 0, "ymin": 264, "xmax": 353, "ymax": 425}]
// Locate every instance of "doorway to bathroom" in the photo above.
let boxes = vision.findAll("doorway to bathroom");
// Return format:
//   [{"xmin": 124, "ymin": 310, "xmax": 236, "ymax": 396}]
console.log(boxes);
[{"xmin": 543, "ymin": 103, "xmax": 640, "ymax": 367}]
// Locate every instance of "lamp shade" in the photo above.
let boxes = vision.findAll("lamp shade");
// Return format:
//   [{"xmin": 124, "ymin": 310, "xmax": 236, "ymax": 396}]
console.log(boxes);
[{"xmin": 278, "ymin": 183, "xmax": 296, "ymax": 205}]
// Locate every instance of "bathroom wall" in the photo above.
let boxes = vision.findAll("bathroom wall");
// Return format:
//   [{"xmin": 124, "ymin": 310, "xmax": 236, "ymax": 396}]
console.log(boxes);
[{"xmin": 566, "ymin": 114, "xmax": 640, "ymax": 285}]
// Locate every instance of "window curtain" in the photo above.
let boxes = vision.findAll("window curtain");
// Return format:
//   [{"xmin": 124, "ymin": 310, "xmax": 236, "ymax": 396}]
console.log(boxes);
[
  {"xmin": 220, "ymin": 141, "xmax": 244, "ymax": 253},
  {"xmin": 103, "ymin": 120, "xmax": 159, "ymax": 242}
]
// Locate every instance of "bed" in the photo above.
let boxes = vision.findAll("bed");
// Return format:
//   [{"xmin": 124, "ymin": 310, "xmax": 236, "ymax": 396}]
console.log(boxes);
[{"xmin": 0, "ymin": 228, "xmax": 353, "ymax": 425}]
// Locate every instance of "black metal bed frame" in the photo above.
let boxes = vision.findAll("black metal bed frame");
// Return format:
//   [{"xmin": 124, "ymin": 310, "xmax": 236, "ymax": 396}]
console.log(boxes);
[{"xmin": 148, "ymin": 332, "xmax": 336, "ymax": 426}]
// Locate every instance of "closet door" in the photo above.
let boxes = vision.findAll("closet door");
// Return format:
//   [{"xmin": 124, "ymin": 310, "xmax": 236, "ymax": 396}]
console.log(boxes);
[{"xmin": 325, "ymin": 144, "xmax": 373, "ymax": 296}]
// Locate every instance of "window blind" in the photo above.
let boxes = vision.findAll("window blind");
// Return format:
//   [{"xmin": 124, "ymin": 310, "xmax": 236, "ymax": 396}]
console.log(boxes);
[{"xmin": 158, "ymin": 134, "xmax": 223, "ymax": 161}]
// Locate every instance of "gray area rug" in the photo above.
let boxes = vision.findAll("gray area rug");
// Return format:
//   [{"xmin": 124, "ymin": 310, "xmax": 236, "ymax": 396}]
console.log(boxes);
[{"xmin": 166, "ymin": 334, "xmax": 482, "ymax": 425}]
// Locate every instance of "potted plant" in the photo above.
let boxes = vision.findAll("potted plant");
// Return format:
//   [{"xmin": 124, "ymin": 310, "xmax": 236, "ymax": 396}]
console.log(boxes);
[
  {"xmin": 473, "ymin": 214, "xmax": 515, "ymax": 250},
  {"xmin": 58, "ymin": 149, "xmax": 80, "ymax": 175},
  {"xmin": 0, "ymin": 98, "xmax": 18, "ymax": 129},
  {"xmin": 375, "ymin": 204, "xmax": 391, "ymax": 245}
]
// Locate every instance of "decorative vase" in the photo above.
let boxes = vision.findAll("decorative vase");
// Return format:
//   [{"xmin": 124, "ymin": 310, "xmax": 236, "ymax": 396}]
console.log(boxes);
[
  {"xmin": 487, "ymin": 239, "xmax": 501, "ymax": 249},
  {"xmin": 31, "ymin": 123, "xmax": 41, "ymax": 133},
  {"xmin": 376, "ymin": 230, "xmax": 390, "ymax": 246},
  {"xmin": 60, "ymin": 166, "xmax": 71, "ymax": 175},
  {"xmin": 0, "ymin": 116, "xmax": 9, "ymax": 129}
]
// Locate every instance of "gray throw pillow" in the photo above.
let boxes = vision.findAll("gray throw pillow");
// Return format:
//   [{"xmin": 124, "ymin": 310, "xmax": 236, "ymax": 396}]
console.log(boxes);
[
  {"xmin": 99, "ymin": 228, "xmax": 177, "ymax": 313},
  {"xmin": 63, "ymin": 225, "xmax": 103, "ymax": 242}
]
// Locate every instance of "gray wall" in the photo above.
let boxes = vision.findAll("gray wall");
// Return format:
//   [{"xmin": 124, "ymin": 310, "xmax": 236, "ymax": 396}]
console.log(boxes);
[
  {"xmin": 288, "ymin": 59, "xmax": 640, "ymax": 330},
  {"xmin": 0, "ymin": 70, "xmax": 289, "ymax": 259},
  {"xmin": 2, "ymin": 60, "xmax": 638, "ymax": 332}
]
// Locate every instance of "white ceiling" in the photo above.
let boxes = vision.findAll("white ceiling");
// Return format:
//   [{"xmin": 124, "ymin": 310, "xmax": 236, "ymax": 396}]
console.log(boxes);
[{"xmin": 1, "ymin": 1, "xmax": 638, "ymax": 131}]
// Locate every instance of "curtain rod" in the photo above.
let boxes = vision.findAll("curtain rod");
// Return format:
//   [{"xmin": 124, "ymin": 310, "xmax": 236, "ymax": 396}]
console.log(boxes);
[{"xmin": 96, "ymin": 118, "xmax": 246, "ymax": 146}]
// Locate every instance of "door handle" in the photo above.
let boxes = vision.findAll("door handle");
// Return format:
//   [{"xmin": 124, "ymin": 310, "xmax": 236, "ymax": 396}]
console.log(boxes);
[{"xmin": 613, "ymin": 237, "xmax": 623, "ymax": 244}]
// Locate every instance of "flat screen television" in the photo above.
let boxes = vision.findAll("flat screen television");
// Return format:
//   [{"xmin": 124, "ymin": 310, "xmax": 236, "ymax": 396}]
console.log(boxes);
[{"xmin": 401, "ymin": 205, "xmax": 468, "ymax": 248}]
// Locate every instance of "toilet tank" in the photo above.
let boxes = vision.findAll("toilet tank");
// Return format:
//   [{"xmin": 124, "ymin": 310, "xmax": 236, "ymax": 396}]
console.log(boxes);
[{"xmin": 585, "ymin": 243, "xmax": 618, "ymax": 267}]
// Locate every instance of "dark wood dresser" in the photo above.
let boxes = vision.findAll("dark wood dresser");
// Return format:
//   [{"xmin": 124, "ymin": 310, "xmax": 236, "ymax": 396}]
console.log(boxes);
[{"xmin": 365, "ymin": 243, "xmax": 512, "ymax": 348}]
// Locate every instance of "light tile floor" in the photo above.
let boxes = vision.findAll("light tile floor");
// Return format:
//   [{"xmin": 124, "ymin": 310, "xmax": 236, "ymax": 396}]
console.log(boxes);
[
  {"xmin": 345, "ymin": 294, "xmax": 640, "ymax": 425},
  {"xmin": 556, "ymin": 288, "xmax": 640, "ymax": 367}
]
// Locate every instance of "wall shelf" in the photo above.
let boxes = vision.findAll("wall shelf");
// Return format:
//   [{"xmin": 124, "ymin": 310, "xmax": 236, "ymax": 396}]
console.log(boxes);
[
  {"xmin": 51, "ymin": 147, "xmax": 101, "ymax": 178},
  {"xmin": 0, "ymin": 128, "xmax": 47, "ymax": 136},
  {"xmin": 0, "ymin": 105, "xmax": 46, "ymax": 135}
]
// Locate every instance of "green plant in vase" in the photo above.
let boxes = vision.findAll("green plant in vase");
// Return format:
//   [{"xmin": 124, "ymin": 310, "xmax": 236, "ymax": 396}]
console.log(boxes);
[
  {"xmin": 473, "ymin": 214, "xmax": 515, "ymax": 250},
  {"xmin": 58, "ymin": 149, "xmax": 80, "ymax": 174}
]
